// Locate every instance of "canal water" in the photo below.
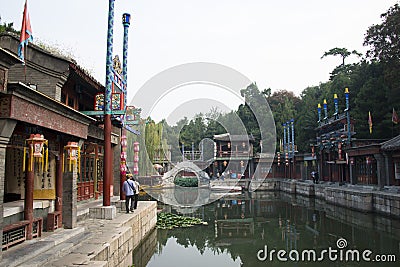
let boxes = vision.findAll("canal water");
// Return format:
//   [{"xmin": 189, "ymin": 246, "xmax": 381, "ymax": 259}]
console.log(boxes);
[{"xmin": 133, "ymin": 191, "xmax": 400, "ymax": 267}]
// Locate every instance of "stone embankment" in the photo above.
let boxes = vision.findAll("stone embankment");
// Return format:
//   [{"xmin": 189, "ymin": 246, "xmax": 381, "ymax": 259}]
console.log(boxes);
[{"xmin": 252, "ymin": 178, "xmax": 400, "ymax": 217}]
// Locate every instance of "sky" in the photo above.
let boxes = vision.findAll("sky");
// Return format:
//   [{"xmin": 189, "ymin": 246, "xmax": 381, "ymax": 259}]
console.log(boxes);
[{"xmin": 0, "ymin": 0, "xmax": 399, "ymax": 123}]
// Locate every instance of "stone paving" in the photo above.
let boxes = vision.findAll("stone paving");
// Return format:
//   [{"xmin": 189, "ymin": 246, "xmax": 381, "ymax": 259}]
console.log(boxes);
[{"xmin": 2, "ymin": 198, "xmax": 157, "ymax": 267}]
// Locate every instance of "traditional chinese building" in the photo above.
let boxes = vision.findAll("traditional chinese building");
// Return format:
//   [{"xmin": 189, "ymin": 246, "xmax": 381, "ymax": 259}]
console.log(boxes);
[
  {"xmin": 213, "ymin": 133, "xmax": 255, "ymax": 179},
  {"xmin": 0, "ymin": 32, "xmax": 123, "ymax": 251}
]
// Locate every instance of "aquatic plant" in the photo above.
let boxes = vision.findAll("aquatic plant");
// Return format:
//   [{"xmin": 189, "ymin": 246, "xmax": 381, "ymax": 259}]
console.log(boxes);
[{"xmin": 156, "ymin": 212, "xmax": 207, "ymax": 230}]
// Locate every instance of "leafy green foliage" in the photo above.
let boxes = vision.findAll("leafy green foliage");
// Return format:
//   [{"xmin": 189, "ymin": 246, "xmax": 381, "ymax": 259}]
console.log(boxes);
[
  {"xmin": 364, "ymin": 4, "xmax": 400, "ymax": 63},
  {"xmin": 0, "ymin": 17, "xmax": 19, "ymax": 34},
  {"xmin": 133, "ymin": 3, "xmax": 400, "ymax": 159},
  {"xmin": 321, "ymin": 47, "xmax": 362, "ymax": 67},
  {"xmin": 174, "ymin": 176, "xmax": 198, "ymax": 187},
  {"xmin": 156, "ymin": 212, "xmax": 207, "ymax": 230}
]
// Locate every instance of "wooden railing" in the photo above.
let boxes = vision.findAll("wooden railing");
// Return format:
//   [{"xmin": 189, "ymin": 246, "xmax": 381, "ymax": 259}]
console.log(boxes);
[
  {"xmin": 47, "ymin": 211, "xmax": 62, "ymax": 231},
  {"xmin": 217, "ymin": 151, "xmax": 251, "ymax": 158},
  {"xmin": 2, "ymin": 217, "xmax": 43, "ymax": 250}
]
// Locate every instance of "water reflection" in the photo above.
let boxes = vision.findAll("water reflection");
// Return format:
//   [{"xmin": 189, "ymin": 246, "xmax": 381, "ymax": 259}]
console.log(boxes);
[
  {"xmin": 134, "ymin": 191, "xmax": 400, "ymax": 267},
  {"xmin": 145, "ymin": 187, "xmax": 242, "ymax": 208}
]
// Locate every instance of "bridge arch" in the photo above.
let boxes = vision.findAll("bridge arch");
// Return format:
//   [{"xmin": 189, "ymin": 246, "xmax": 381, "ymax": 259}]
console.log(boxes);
[{"xmin": 162, "ymin": 161, "xmax": 210, "ymax": 187}]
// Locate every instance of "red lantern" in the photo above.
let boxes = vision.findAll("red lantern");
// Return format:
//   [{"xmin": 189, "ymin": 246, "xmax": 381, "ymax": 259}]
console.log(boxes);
[
  {"xmin": 64, "ymin": 141, "xmax": 80, "ymax": 172},
  {"xmin": 134, "ymin": 142, "xmax": 139, "ymax": 152},
  {"xmin": 65, "ymin": 142, "xmax": 79, "ymax": 160},
  {"xmin": 277, "ymin": 152, "xmax": 281, "ymax": 166},
  {"xmin": 120, "ymin": 135, "xmax": 127, "ymax": 147},
  {"xmin": 24, "ymin": 134, "xmax": 48, "ymax": 172},
  {"xmin": 27, "ymin": 134, "xmax": 46, "ymax": 157},
  {"xmin": 285, "ymin": 152, "xmax": 289, "ymax": 166},
  {"xmin": 120, "ymin": 164, "xmax": 127, "ymax": 173}
]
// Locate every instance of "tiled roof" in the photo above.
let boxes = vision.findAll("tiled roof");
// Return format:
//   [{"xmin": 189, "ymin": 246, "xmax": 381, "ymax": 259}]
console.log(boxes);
[
  {"xmin": 213, "ymin": 133, "xmax": 255, "ymax": 142},
  {"xmin": 69, "ymin": 63, "xmax": 104, "ymax": 91},
  {"xmin": 381, "ymin": 135, "xmax": 400, "ymax": 151},
  {"xmin": 1, "ymin": 32, "xmax": 104, "ymax": 91}
]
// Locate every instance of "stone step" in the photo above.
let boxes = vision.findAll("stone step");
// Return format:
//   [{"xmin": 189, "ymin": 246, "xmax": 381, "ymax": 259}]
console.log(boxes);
[
  {"xmin": 2, "ymin": 227, "xmax": 86, "ymax": 267},
  {"xmin": 18, "ymin": 242, "xmax": 75, "ymax": 267},
  {"xmin": 40, "ymin": 232, "xmax": 94, "ymax": 267}
]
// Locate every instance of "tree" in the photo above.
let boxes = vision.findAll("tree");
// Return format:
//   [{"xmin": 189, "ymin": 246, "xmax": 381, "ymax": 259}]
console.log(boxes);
[
  {"xmin": 364, "ymin": 3, "xmax": 400, "ymax": 107},
  {"xmin": 321, "ymin": 47, "xmax": 362, "ymax": 67},
  {"xmin": 266, "ymin": 90, "xmax": 300, "ymax": 152},
  {"xmin": 0, "ymin": 17, "xmax": 19, "ymax": 34},
  {"xmin": 364, "ymin": 4, "xmax": 400, "ymax": 63}
]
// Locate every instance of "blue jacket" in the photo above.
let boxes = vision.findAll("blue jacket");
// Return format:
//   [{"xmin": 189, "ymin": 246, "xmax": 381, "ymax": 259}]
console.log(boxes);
[{"xmin": 122, "ymin": 180, "xmax": 135, "ymax": 196}]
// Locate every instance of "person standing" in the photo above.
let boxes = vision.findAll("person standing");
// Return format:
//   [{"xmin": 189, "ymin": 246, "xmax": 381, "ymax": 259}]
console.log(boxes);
[
  {"xmin": 122, "ymin": 174, "xmax": 135, "ymax": 213},
  {"xmin": 314, "ymin": 171, "xmax": 319, "ymax": 184},
  {"xmin": 132, "ymin": 177, "xmax": 140, "ymax": 210}
]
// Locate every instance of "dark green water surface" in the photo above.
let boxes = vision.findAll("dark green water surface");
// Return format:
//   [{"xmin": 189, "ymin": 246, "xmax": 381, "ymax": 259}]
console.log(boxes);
[{"xmin": 133, "ymin": 191, "xmax": 400, "ymax": 267}]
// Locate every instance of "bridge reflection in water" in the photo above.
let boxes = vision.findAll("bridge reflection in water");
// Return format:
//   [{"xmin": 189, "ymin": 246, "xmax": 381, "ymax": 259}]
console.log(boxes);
[{"xmin": 133, "ymin": 191, "xmax": 400, "ymax": 267}]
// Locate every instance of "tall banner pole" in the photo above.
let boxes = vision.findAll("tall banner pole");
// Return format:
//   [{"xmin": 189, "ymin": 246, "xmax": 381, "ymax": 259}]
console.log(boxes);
[
  {"xmin": 344, "ymin": 88, "xmax": 351, "ymax": 145},
  {"xmin": 103, "ymin": 0, "xmax": 115, "ymax": 206},
  {"xmin": 120, "ymin": 13, "xmax": 131, "ymax": 201}
]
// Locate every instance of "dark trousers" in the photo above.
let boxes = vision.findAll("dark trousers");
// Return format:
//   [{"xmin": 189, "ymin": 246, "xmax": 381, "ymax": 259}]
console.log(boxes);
[
  {"xmin": 125, "ymin": 195, "xmax": 134, "ymax": 212},
  {"xmin": 133, "ymin": 194, "xmax": 139, "ymax": 209}
]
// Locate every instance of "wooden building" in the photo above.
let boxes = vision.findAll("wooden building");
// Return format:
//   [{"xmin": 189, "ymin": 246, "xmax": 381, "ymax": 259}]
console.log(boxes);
[
  {"xmin": 0, "ymin": 32, "xmax": 122, "ymax": 251},
  {"xmin": 213, "ymin": 133, "xmax": 255, "ymax": 179}
]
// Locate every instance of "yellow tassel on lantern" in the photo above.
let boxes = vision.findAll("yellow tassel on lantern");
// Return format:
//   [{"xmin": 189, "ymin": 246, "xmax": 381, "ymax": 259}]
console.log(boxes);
[
  {"xmin": 45, "ymin": 145, "xmax": 48, "ymax": 172},
  {"xmin": 30, "ymin": 145, "xmax": 34, "ymax": 172},
  {"xmin": 41, "ymin": 151, "xmax": 44, "ymax": 173},
  {"xmin": 69, "ymin": 152, "xmax": 72, "ymax": 172},
  {"xmin": 23, "ymin": 147, "xmax": 26, "ymax": 172}
]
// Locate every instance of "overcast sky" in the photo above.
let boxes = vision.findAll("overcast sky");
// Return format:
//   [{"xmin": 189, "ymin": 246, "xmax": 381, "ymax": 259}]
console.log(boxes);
[{"xmin": 1, "ymin": 0, "xmax": 398, "ymax": 123}]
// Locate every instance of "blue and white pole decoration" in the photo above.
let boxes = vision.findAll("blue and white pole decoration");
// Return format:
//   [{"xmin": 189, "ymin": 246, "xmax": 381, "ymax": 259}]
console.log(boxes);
[
  {"xmin": 317, "ymin": 103, "xmax": 321, "ymax": 124},
  {"xmin": 344, "ymin": 87, "xmax": 351, "ymax": 145},
  {"xmin": 103, "ymin": 0, "xmax": 116, "ymax": 207},
  {"xmin": 286, "ymin": 121, "xmax": 290, "ymax": 156},
  {"xmin": 290, "ymin": 118, "xmax": 295, "ymax": 158},
  {"xmin": 323, "ymin": 99, "xmax": 328, "ymax": 120},
  {"xmin": 333, "ymin": 93, "xmax": 339, "ymax": 118},
  {"xmin": 122, "ymin": 13, "xmax": 130, "ymax": 110},
  {"xmin": 283, "ymin": 122, "xmax": 287, "ymax": 153},
  {"xmin": 105, "ymin": 0, "xmax": 115, "ymax": 116},
  {"xmin": 120, "ymin": 13, "xmax": 130, "ymax": 200}
]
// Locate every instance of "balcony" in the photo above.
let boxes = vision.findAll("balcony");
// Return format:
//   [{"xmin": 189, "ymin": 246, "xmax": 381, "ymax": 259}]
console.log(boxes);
[{"xmin": 217, "ymin": 150, "xmax": 252, "ymax": 159}]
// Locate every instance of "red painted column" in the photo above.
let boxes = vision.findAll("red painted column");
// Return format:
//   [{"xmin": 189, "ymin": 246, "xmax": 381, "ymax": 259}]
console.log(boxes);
[
  {"xmin": 55, "ymin": 152, "xmax": 63, "ymax": 212},
  {"xmin": 24, "ymin": 161, "xmax": 34, "ymax": 240},
  {"xmin": 120, "ymin": 130, "xmax": 126, "ymax": 201},
  {"xmin": 103, "ymin": 114, "xmax": 112, "ymax": 206}
]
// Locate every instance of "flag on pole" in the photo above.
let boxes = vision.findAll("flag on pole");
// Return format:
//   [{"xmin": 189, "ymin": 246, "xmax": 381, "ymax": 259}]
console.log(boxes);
[
  {"xmin": 18, "ymin": 0, "xmax": 33, "ymax": 61},
  {"xmin": 368, "ymin": 111, "xmax": 373, "ymax": 134},
  {"xmin": 392, "ymin": 108, "xmax": 399, "ymax": 124}
]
